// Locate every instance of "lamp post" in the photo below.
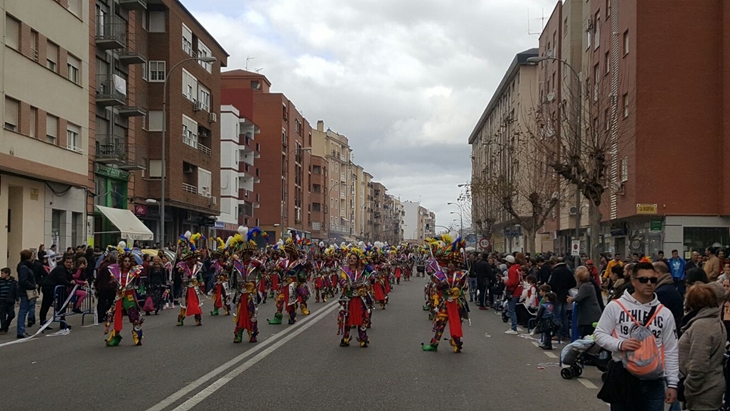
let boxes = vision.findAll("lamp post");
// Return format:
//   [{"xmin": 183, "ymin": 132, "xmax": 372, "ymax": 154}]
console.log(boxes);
[
  {"xmin": 447, "ymin": 202, "xmax": 465, "ymax": 238},
  {"xmin": 160, "ymin": 56, "xmax": 217, "ymax": 248},
  {"xmin": 526, "ymin": 55, "xmax": 583, "ymax": 246}
]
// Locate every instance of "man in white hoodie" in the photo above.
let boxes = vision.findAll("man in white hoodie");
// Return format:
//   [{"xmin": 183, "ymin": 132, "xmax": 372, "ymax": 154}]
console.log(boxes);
[{"xmin": 594, "ymin": 261, "xmax": 678, "ymax": 411}]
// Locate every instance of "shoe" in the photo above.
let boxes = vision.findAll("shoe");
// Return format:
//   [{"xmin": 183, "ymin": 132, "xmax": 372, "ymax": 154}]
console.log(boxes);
[
  {"xmin": 17, "ymin": 333, "xmax": 30, "ymax": 339},
  {"xmin": 0, "ymin": 330, "xmax": 6, "ymax": 335},
  {"xmin": 505, "ymin": 330, "xmax": 518, "ymax": 335},
  {"xmin": 73, "ymin": 308, "xmax": 83, "ymax": 314},
  {"xmin": 539, "ymin": 344, "xmax": 553, "ymax": 350},
  {"xmin": 479, "ymin": 306, "xmax": 488, "ymax": 311},
  {"xmin": 27, "ymin": 321, "xmax": 35, "ymax": 327},
  {"xmin": 421, "ymin": 343, "xmax": 438, "ymax": 351},
  {"xmin": 516, "ymin": 326, "xmax": 526, "ymax": 332}
]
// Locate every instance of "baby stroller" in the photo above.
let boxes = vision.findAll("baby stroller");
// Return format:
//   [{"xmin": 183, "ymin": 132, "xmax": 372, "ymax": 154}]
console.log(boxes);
[{"xmin": 560, "ymin": 337, "xmax": 611, "ymax": 379}]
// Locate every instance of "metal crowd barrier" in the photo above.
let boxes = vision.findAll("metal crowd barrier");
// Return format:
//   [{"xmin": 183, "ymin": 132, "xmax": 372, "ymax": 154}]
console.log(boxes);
[{"xmin": 51, "ymin": 284, "xmax": 95, "ymax": 327}]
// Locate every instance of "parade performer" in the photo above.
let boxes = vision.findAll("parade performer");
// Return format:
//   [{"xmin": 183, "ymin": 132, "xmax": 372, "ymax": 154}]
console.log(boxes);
[
  {"xmin": 176, "ymin": 234, "xmax": 204, "ymax": 326},
  {"xmin": 422, "ymin": 236, "xmax": 468, "ymax": 353},
  {"xmin": 338, "ymin": 249, "xmax": 374, "ymax": 347},
  {"xmin": 267, "ymin": 240, "xmax": 302, "ymax": 325},
  {"xmin": 210, "ymin": 239, "xmax": 230, "ymax": 316},
  {"xmin": 230, "ymin": 227, "xmax": 264, "ymax": 343},
  {"xmin": 103, "ymin": 249, "xmax": 144, "ymax": 346}
]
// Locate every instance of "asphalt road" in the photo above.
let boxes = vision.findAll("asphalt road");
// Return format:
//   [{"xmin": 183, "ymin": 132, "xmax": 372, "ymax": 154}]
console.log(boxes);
[{"xmin": 0, "ymin": 279, "xmax": 607, "ymax": 411}]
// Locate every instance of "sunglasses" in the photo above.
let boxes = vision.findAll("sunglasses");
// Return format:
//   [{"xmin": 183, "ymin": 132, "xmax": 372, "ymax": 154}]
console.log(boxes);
[{"xmin": 632, "ymin": 276, "xmax": 658, "ymax": 284}]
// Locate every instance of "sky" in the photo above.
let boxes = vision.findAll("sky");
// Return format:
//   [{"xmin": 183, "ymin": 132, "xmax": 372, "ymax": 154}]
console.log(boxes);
[{"xmin": 181, "ymin": 0, "xmax": 557, "ymax": 229}]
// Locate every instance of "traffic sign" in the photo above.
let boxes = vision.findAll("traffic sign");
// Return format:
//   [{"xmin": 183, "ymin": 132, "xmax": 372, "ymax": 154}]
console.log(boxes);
[
  {"xmin": 478, "ymin": 238, "xmax": 490, "ymax": 249},
  {"xmin": 571, "ymin": 240, "xmax": 580, "ymax": 256}
]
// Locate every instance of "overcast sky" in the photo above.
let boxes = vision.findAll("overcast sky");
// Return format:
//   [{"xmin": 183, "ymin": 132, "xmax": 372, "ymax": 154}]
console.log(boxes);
[{"xmin": 181, "ymin": 0, "xmax": 557, "ymax": 230}]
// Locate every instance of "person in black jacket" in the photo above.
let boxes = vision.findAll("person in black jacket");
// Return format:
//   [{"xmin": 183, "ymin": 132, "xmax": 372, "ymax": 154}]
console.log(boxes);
[
  {"xmin": 653, "ymin": 261, "xmax": 684, "ymax": 328},
  {"xmin": 548, "ymin": 261, "xmax": 576, "ymax": 340},
  {"xmin": 39, "ymin": 254, "xmax": 75, "ymax": 330},
  {"xmin": 474, "ymin": 253, "xmax": 492, "ymax": 309},
  {"xmin": 0, "ymin": 267, "xmax": 19, "ymax": 334},
  {"xmin": 536, "ymin": 257, "xmax": 552, "ymax": 285},
  {"xmin": 16, "ymin": 250, "xmax": 37, "ymax": 338}
]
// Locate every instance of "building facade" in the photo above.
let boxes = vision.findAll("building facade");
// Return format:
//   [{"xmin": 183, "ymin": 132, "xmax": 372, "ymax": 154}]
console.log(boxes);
[{"xmin": 1, "ymin": 0, "xmax": 89, "ymax": 268}]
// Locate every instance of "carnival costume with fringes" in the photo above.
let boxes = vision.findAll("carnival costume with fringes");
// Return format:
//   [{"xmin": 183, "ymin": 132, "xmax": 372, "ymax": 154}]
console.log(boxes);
[
  {"xmin": 176, "ymin": 233, "xmax": 205, "ymax": 327},
  {"xmin": 421, "ymin": 235, "xmax": 469, "ymax": 353},
  {"xmin": 228, "ymin": 227, "xmax": 264, "ymax": 343},
  {"xmin": 210, "ymin": 238, "xmax": 231, "ymax": 317},
  {"xmin": 104, "ymin": 246, "xmax": 144, "ymax": 347},
  {"xmin": 338, "ymin": 248, "xmax": 374, "ymax": 348},
  {"xmin": 266, "ymin": 239, "xmax": 312, "ymax": 325}
]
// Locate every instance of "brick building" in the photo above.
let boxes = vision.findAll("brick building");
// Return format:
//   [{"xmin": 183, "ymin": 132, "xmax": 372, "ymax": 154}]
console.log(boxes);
[{"xmin": 221, "ymin": 70, "xmax": 313, "ymax": 242}]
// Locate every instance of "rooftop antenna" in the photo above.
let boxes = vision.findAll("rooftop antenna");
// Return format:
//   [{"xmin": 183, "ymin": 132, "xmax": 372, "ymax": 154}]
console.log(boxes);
[
  {"xmin": 254, "ymin": 68, "xmax": 263, "ymax": 73},
  {"xmin": 245, "ymin": 56, "xmax": 255, "ymax": 70},
  {"xmin": 527, "ymin": 8, "xmax": 546, "ymax": 36}
]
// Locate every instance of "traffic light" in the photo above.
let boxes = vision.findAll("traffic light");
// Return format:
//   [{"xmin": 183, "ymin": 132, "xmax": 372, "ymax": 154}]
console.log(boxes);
[{"xmin": 425, "ymin": 223, "xmax": 430, "ymax": 231}]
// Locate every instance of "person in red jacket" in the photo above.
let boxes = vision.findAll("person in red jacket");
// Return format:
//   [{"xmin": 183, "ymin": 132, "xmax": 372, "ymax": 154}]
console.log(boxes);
[{"xmin": 505, "ymin": 253, "xmax": 526, "ymax": 334}]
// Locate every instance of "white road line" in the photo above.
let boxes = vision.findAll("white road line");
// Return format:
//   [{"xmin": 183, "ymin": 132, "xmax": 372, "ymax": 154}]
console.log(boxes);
[
  {"xmin": 146, "ymin": 300, "xmax": 337, "ymax": 411},
  {"xmin": 531, "ymin": 341, "xmax": 539, "ymax": 347},
  {"xmin": 577, "ymin": 378, "xmax": 598, "ymax": 389},
  {"xmin": 543, "ymin": 351, "xmax": 558, "ymax": 359},
  {"xmin": 170, "ymin": 302, "xmax": 340, "ymax": 411}
]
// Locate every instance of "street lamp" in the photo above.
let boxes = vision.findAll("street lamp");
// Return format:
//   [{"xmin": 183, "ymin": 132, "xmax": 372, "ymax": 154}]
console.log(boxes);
[
  {"xmin": 526, "ymin": 55, "xmax": 583, "ymax": 244},
  {"xmin": 448, "ymin": 202, "xmax": 465, "ymax": 238},
  {"xmin": 160, "ymin": 56, "xmax": 217, "ymax": 248}
]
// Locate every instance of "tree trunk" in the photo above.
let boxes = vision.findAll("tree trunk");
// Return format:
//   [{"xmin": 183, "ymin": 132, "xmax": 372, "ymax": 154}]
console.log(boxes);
[
  {"xmin": 524, "ymin": 228, "xmax": 536, "ymax": 256},
  {"xmin": 589, "ymin": 202, "xmax": 602, "ymax": 264}
]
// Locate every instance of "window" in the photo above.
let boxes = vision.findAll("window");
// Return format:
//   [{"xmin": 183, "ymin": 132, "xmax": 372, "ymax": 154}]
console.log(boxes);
[
  {"xmin": 197, "ymin": 168, "xmax": 212, "ymax": 197},
  {"xmin": 181, "ymin": 69, "xmax": 197, "ymax": 101},
  {"xmin": 563, "ymin": 17, "xmax": 567, "ymax": 34},
  {"xmin": 623, "ymin": 93, "xmax": 629, "ymax": 118},
  {"xmin": 148, "ymin": 11, "xmax": 165, "ymax": 32},
  {"xmin": 197, "ymin": 40, "xmax": 212, "ymax": 73},
  {"xmin": 67, "ymin": 0, "xmax": 82, "ymax": 17},
  {"xmin": 312, "ymin": 203, "xmax": 321, "ymax": 212},
  {"xmin": 605, "ymin": 51, "xmax": 610, "ymax": 75},
  {"xmin": 604, "ymin": 108, "xmax": 610, "ymax": 131},
  {"xmin": 67, "ymin": 123, "xmax": 81, "ymax": 152},
  {"xmin": 141, "ymin": 61, "xmax": 148, "ymax": 81},
  {"xmin": 30, "ymin": 30, "xmax": 38, "ymax": 61},
  {"xmin": 594, "ymin": 11, "xmax": 600, "ymax": 49},
  {"xmin": 251, "ymin": 80, "xmax": 260, "ymax": 89},
  {"xmin": 5, "ymin": 15, "xmax": 19, "ymax": 50},
  {"xmin": 593, "ymin": 118, "xmax": 599, "ymax": 142},
  {"xmin": 621, "ymin": 157, "xmax": 628, "ymax": 182},
  {"xmin": 182, "ymin": 24, "xmax": 193, "ymax": 56},
  {"xmin": 586, "ymin": 24, "xmax": 592, "ymax": 50},
  {"xmin": 606, "ymin": 0, "xmax": 611, "ymax": 17},
  {"xmin": 29, "ymin": 107, "xmax": 37, "ymax": 137},
  {"xmin": 313, "ymin": 184, "xmax": 322, "ymax": 193},
  {"xmin": 182, "ymin": 115, "xmax": 197, "ymax": 148},
  {"xmin": 95, "ymin": 4, "xmax": 106, "ymax": 36},
  {"xmin": 623, "ymin": 30, "xmax": 630, "ymax": 55},
  {"xmin": 46, "ymin": 114, "xmax": 58, "ymax": 144},
  {"xmin": 593, "ymin": 63, "xmax": 599, "ymax": 101},
  {"xmin": 149, "ymin": 160, "xmax": 162, "ymax": 178},
  {"xmin": 67, "ymin": 54, "xmax": 81, "ymax": 84},
  {"xmin": 4, "ymin": 97, "xmax": 19, "ymax": 131},
  {"xmin": 46, "ymin": 41, "xmax": 59, "ymax": 72},
  {"xmin": 149, "ymin": 61, "xmax": 165, "ymax": 81},
  {"xmin": 148, "ymin": 110, "xmax": 163, "ymax": 131},
  {"xmin": 198, "ymin": 85, "xmax": 211, "ymax": 111}
]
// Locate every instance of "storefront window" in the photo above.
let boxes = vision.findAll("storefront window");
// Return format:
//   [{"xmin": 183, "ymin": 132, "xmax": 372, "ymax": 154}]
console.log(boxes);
[{"xmin": 683, "ymin": 227, "xmax": 730, "ymax": 254}]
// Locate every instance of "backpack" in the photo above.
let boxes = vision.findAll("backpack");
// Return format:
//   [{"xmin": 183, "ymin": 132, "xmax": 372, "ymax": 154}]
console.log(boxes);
[{"xmin": 615, "ymin": 301, "xmax": 664, "ymax": 380}]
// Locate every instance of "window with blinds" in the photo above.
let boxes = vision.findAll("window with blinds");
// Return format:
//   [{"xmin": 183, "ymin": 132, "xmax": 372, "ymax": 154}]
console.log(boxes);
[
  {"xmin": 198, "ymin": 168, "xmax": 212, "ymax": 197},
  {"xmin": 182, "ymin": 69, "xmax": 197, "ymax": 101},
  {"xmin": 182, "ymin": 114, "xmax": 197, "ymax": 148},
  {"xmin": 47, "ymin": 41, "xmax": 59, "ymax": 72},
  {"xmin": 182, "ymin": 23, "xmax": 193, "ymax": 56},
  {"xmin": 46, "ymin": 114, "xmax": 58, "ymax": 144},
  {"xmin": 5, "ymin": 15, "xmax": 19, "ymax": 51},
  {"xmin": 67, "ymin": 123, "xmax": 81, "ymax": 152},
  {"xmin": 67, "ymin": 54, "xmax": 81, "ymax": 84},
  {"xmin": 4, "ymin": 97, "xmax": 19, "ymax": 131}
]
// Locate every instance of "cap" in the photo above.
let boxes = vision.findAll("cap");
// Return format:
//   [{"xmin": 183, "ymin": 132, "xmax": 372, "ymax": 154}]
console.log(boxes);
[
  {"xmin": 504, "ymin": 255, "xmax": 515, "ymax": 264},
  {"xmin": 586, "ymin": 259, "xmax": 594, "ymax": 265}
]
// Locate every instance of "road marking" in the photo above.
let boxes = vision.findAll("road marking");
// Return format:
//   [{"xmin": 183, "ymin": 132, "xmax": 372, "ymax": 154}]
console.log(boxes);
[
  {"xmin": 532, "ymin": 341, "xmax": 539, "ymax": 347},
  {"xmin": 577, "ymin": 378, "xmax": 598, "ymax": 389},
  {"xmin": 146, "ymin": 300, "xmax": 338, "ymax": 411},
  {"xmin": 544, "ymin": 351, "xmax": 558, "ymax": 359},
  {"xmin": 170, "ymin": 302, "xmax": 340, "ymax": 411}
]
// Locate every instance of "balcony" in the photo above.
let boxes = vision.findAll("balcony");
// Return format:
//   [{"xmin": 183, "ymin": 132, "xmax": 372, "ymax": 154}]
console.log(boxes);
[
  {"xmin": 198, "ymin": 142, "xmax": 212, "ymax": 156},
  {"xmin": 118, "ymin": 91, "xmax": 146, "ymax": 117},
  {"xmin": 118, "ymin": 39, "xmax": 146, "ymax": 65},
  {"xmin": 182, "ymin": 183, "xmax": 198, "ymax": 194},
  {"xmin": 95, "ymin": 135, "xmax": 146, "ymax": 170},
  {"xmin": 119, "ymin": 0, "xmax": 147, "ymax": 10},
  {"xmin": 95, "ymin": 16, "xmax": 126, "ymax": 50},
  {"xmin": 96, "ymin": 74, "xmax": 126, "ymax": 106}
]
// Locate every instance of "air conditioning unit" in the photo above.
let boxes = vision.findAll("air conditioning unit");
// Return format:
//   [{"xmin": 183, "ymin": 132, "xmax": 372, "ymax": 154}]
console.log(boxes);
[
  {"xmin": 208, "ymin": 112, "xmax": 217, "ymax": 123},
  {"xmin": 208, "ymin": 196, "xmax": 217, "ymax": 205},
  {"xmin": 546, "ymin": 92, "xmax": 555, "ymax": 102},
  {"xmin": 193, "ymin": 100, "xmax": 204, "ymax": 111},
  {"xmin": 569, "ymin": 206, "xmax": 578, "ymax": 215}
]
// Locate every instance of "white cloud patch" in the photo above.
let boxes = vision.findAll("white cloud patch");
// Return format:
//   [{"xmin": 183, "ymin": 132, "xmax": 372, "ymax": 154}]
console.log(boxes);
[{"xmin": 182, "ymin": 0, "xmax": 556, "ymax": 225}]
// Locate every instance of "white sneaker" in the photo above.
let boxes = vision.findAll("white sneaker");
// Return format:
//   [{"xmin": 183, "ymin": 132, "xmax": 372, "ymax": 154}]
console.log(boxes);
[
  {"xmin": 505, "ymin": 329, "xmax": 518, "ymax": 335},
  {"xmin": 516, "ymin": 326, "xmax": 526, "ymax": 333}
]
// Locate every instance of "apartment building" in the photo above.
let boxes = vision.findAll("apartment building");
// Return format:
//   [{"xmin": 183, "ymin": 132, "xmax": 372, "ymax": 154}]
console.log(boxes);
[
  {"xmin": 309, "ymin": 153, "xmax": 328, "ymax": 241},
  {"xmin": 218, "ymin": 104, "xmax": 260, "ymax": 236},
  {"xmin": 91, "ymin": 0, "xmax": 228, "ymax": 247},
  {"xmin": 361, "ymin": 171, "xmax": 373, "ymax": 240},
  {"xmin": 532, "ymin": 0, "xmax": 730, "ymax": 257},
  {"xmin": 467, "ymin": 48, "xmax": 542, "ymax": 253},
  {"xmin": 0, "ymin": 0, "xmax": 89, "ymax": 268},
  {"xmin": 221, "ymin": 70, "xmax": 313, "ymax": 242},
  {"xmin": 368, "ymin": 181, "xmax": 387, "ymax": 241}
]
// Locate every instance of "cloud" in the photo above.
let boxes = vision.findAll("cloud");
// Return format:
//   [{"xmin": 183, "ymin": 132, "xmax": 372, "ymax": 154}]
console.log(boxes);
[{"xmin": 181, "ymin": 0, "xmax": 556, "ymax": 226}]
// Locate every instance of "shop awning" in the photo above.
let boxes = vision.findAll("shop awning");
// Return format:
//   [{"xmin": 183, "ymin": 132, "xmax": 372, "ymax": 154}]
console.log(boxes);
[{"xmin": 95, "ymin": 205, "xmax": 154, "ymax": 241}]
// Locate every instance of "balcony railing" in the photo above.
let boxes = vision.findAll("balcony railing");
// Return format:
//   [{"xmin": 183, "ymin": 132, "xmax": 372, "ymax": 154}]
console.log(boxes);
[
  {"xmin": 96, "ymin": 73, "xmax": 126, "ymax": 106},
  {"xmin": 118, "ymin": 91, "xmax": 146, "ymax": 117},
  {"xmin": 182, "ymin": 183, "xmax": 198, "ymax": 194},
  {"xmin": 198, "ymin": 142, "xmax": 212, "ymax": 156},
  {"xmin": 118, "ymin": 38, "xmax": 147, "ymax": 65},
  {"xmin": 96, "ymin": 135, "xmax": 127, "ymax": 165},
  {"xmin": 119, "ymin": 0, "xmax": 147, "ymax": 11},
  {"xmin": 95, "ymin": 16, "xmax": 126, "ymax": 50}
]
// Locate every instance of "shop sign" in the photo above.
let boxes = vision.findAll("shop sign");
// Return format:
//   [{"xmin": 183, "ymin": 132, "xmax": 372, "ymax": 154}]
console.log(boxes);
[
  {"xmin": 95, "ymin": 164, "xmax": 130, "ymax": 181},
  {"xmin": 636, "ymin": 203, "xmax": 657, "ymax": 215},
  {"xmin": 650, "ymin": 220, "xmax": 663, "ymax": 232}
]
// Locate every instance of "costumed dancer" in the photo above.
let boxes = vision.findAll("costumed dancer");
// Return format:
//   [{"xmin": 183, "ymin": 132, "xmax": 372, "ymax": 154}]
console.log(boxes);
[
  {"xmin": 421, "ymin": 236, "xmax": 468, "ymax": 353},
  {"xmin": 210, "ymin": 238, "xmax": 231, "ymax": 316},
  {"xmin": 231, "ymin": 227, "xmax": 264, "ymax": 343},
  {"xmin": 176, "ymin": 233, "xmax": 204, "ymax": 326},
  {"xmin": 338, "ymin": 249, "xmax": 374, "ymax": 347},
  {"xmin": 267, "ymin": 240, "xmax": 301, "ymax": 325},
  {"xmin": 103, "ymin": 248, "xmax": 144, "ymax": 346}
]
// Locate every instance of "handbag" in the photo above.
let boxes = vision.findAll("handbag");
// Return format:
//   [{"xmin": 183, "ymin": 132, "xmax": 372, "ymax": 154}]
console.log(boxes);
[
  {"xmin": 597, "ymin": 360, "xmax": 639, "ymax": 404},
  {"xmin": 26, "ymin": 288, "xmax": 39, "ymax": 300}
]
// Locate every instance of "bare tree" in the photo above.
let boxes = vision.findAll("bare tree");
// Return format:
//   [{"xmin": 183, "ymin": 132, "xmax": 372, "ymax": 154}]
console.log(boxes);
[{"xmin": 462, "ymin": 175, "xmax": 497, "ymax": 242}]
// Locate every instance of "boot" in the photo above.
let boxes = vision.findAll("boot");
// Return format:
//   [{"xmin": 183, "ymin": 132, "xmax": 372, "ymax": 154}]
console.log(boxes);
[
  {"xmin": 267, "ymin": 312, "xmax": 283, "ymax": 325},
  {"xmin": 176, "ymin": 315, "xmax": 185, "ymax": 326},
  {"xmin": 301, "ymin": 304, "xmax": 310, "ymax": 316},
  {"xmin": 340, "ymin": 337, "xmax": 350, "ymax": 347},
  {"xmin": 224, "ymin": 306, "xmax": 231, "ymax": 316},
  {"xmin": 106, "ymin": 331, "xmax": 122, "ymax": 347},
  {"xmin": 323, "ymin": 296, "xmax": 327, "ymax": 303},
  {"xmin": 380, "ymin": 303, "xmax": 386, "ymax": 310},
  {"xmin": 422, "ymin": 305, "xmax": 430, "ymax": 311},
  {"xmin": 132, "ymin": 329, "xmax": 143, "ymax": 346},
  {"xmin": 421, "ymin": 343, "xmax": 438, "ymax": 351},
  {"xmin": 195, "ymin": 315, "xmax": 202, "ymax": 326},
  {"xmin": 248, "ymin": 329, "xmax": 258, "ymax": 343},
  {"xmin": 450, "ymin": 338, "xmax": 462, "ymax": 353},
  {"xmin": 211, "ymin": 308, "xmax": 219, "ymax": 316},
  {"xmin": 233, "ymin": 329, "xmax": 243, "ymax": 343}
]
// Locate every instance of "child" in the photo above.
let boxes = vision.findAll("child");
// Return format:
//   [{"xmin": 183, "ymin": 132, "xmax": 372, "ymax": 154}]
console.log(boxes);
[
  {"xmin": 71, "ymin": 258, "xmax": 89, "ymax": 313},
  {"xmin": 534, "ymin": 285, "xmax": 559, "ymax": 350},
  {"xmin": 0, "ymin": 267, "xmax": 20, "ymax": 335},
  {"xmin": 491, "ymin": 274, "xmax": 505, "ymax": 305}
]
